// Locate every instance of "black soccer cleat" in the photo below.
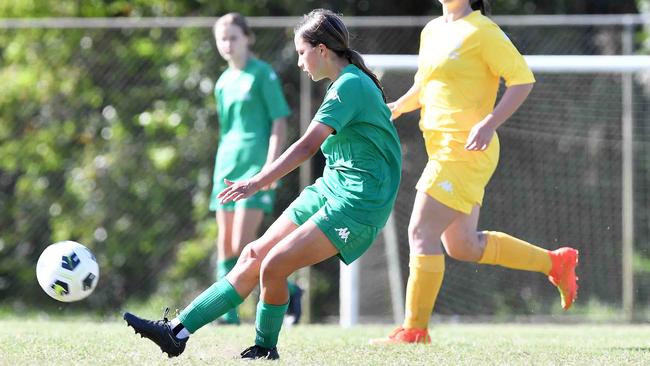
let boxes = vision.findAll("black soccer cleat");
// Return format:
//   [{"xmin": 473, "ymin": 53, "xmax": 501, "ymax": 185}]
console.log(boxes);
[
  {"xmin": 123, "ymin": 307, "xmax": 187, "ymax": 358},
  {"xmin": 240, "ymin": 345, "xmax": 280, "ymax": 360}
]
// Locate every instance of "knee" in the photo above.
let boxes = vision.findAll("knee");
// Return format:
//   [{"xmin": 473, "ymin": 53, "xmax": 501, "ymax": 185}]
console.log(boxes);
[
  {"xmin": 260, "ymin": 254, "xmax": 289, "ymax": 284},
  {"xmin": 444, "ymin": 233, "xmax": 481, "ymax": 262},
  {"xmin": 408, "ymin": 219, "xmax": 440, "ymax": 254},
  {"xmin": 408, "ymin": 219, "xmax": 428, "ymax": 246},
  {"xmin": 236, "ymin": 244, "xmax": 264, "ymax": 279}
]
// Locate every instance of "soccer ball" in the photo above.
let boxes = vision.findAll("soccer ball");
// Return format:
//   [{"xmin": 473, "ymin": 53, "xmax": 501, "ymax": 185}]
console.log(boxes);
[{"xmin": 36, "ymin": 241, "xmax": 100, "ymax": 302}]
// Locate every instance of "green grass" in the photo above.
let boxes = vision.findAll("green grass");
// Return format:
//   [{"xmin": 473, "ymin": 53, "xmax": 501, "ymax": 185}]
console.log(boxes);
[{"xmin": 3, "ymin": 317, "xmax": 650, "ymax": 365}]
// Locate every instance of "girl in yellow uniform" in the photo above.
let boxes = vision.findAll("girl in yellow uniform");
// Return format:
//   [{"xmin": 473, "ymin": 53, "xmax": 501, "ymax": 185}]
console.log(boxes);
[{"xmin": 373, "ymin": 0, "xmax": 579, "ymax": 344}]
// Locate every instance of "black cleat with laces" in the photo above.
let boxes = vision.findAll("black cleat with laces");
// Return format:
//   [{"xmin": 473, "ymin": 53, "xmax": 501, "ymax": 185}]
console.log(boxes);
[
  {"xmin": 240, "ymin": 345, "xmax": 280, "ymax": 360},
  {"xmin": 123, "ymin": 308, "xmax": 187, "ymax": 358}
]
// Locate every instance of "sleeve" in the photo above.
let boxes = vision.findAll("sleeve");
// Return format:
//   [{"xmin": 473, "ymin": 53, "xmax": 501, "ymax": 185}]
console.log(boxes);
[
  {"xmin": 481, "ymin": 24, "xmax": 535, "ymax": 87},
  {"xmin": 313, "ymin": 77, "xmax": 359, "ymax": 133},
  {"xmin": 260, "ymin": 66, "xmax": 291, "ymax": 121}
]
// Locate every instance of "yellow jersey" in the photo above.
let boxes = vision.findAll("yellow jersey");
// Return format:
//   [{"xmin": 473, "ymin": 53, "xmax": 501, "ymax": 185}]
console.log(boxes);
[{"xmin": 415, "ymin": 11, "xmax": 535, "ymax": 162}]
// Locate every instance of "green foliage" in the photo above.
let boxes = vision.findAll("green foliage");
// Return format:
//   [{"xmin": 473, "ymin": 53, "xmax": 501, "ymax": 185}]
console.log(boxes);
[
  {"xmin": 0, "ymin": 0, "xmax": 638, "ymax": 18},
  {"xmin": 0, "ymin": 20, "xmax": 219, "ymax": 311}
]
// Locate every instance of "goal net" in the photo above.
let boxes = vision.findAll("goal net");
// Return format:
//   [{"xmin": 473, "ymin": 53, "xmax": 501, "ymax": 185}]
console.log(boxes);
[{"xmin": 340, "ymin": 54, "xmax": 650, "ymax": 325}]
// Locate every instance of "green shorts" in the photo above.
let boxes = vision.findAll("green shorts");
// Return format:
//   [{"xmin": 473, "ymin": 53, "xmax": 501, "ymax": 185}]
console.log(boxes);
[
  {"xmin": 283, "ymin": 185, "xmax": 380, "ymax": 265},
  {"xmin": 209, "ymin": 187, "xmax": 276, "ymax": 213}
]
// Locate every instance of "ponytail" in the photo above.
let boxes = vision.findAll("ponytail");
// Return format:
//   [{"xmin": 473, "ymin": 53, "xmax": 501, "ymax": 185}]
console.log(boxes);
[
  {"xmin": 471, "ymin": 0, "xmax": 490, "ymax": 15},
  {"xmin": 345, "ymin": 49, "xmax": 386, "ymax": 102}
]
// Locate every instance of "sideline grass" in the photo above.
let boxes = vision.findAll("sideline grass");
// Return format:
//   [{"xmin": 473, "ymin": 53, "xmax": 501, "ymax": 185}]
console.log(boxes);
[{"xmin": 2, "ymin": 317, "xmax": 650, "ymax": 365}]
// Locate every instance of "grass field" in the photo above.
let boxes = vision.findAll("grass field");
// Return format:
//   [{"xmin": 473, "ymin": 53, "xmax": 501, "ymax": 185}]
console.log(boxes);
[{"xmin": 3, "ymin": 317, "xmax": 650, "ymax": 365}]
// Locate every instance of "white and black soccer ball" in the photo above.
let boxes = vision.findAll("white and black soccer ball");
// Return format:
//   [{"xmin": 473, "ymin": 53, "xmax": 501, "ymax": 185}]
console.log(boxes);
[{"xmin": 36, "ymin": 241, "xmax": 100, "ymax": 302}]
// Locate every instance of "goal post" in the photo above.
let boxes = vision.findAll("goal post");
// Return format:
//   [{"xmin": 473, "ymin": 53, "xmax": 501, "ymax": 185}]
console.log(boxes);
[
  {"xmin": 338, "ymin": 54, "xmax": 650, "ymax": 326},
  {"xmin": 364, "ymin": 54, "xmax": 650, "ymax": 73}
]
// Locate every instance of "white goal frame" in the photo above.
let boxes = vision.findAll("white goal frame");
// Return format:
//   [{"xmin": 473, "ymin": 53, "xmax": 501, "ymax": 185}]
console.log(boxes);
[{"xmin": 338, "ymin": 54, "xmax": 650, "ymax": 327}]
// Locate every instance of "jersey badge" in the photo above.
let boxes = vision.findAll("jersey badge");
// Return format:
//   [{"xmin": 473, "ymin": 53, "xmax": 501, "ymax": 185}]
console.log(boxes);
[
  {"xmin": 438, "ymin": 180, "xmax": 454, "ymax": 193},
  {"xmin": 327, "ymin": 90, "xmax": 342, "ymax": 103}
]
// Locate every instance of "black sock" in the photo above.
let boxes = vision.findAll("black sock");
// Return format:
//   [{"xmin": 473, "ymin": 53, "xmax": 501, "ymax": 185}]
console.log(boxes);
[{"xmin": 172, "ymin": 323, "xmax": 185, "ymax": 336}]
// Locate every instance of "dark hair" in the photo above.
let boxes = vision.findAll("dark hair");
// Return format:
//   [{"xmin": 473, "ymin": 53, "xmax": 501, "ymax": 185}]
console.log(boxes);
[
  {"xmin": 471, "ymin": 0, "xmax": 490, "ymax": 15},
  {"xmin": 214, "ymin": 12, "xmax": 255, "ymax": 44},
  {"xmin": 295, "ymin": 9, "xmax": 386, "ymax": 102}
]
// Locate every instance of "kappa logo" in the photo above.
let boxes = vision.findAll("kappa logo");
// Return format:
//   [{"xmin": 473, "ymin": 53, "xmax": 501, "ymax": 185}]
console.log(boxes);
[
  {"xmin": 261, "ymin": 193, "xmax": 272, "ymax": 205},
  {"xmin": 327, "ymin": 90, "xmax": 342, "ymax": 103},
  {"xmin": 320, "ymin": 211, "xmax": 330, "ymax": 221},
  {"xmin": 447, "ymin": 38, "xmax": 464, "ymax": 60},
  {"xmin": 438, "ymin": 180, "xmax": 453, "ymax": 193},
  {"xmin": 335, "ymin": 227, "xmax": 350, "ymax": 243}
]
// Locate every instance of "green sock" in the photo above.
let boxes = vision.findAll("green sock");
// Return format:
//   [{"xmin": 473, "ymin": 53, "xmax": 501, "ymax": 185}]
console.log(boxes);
[
  {"xmin": 178, "ymin": 279, "xmax": 243, "ymax": 333},
  {"xmin": 216, "ymin": 257, "xmax": 239, "ymax": 323},
  {"xmin": 255, "ymin": 300, "xmax": 289, "ymax": 349},
  {"xmin": 216, "ymin": 256, "xmax": 238, "ymax": 281}
]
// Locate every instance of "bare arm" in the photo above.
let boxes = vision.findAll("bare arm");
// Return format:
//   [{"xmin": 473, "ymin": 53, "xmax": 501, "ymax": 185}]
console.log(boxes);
[
  {"xmin": 465, "ymin": 83, "xmax": 534, "ymax": 151},
  {"xmin": 387, "ymin": 82, "xmax": 422, "ymax": 120},
  {"xmin": 218, "ymin": 121, "xmax": 333, "ymax": 203}
]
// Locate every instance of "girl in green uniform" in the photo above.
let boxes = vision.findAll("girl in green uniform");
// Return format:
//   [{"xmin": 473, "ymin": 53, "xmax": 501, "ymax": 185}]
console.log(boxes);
[
  {"xmin": 124, "ymin": 9, "xmax": 401, "ymax": 360},
  {"xmin": 210, "ymin": 13, "xmax": 291, "ymax": 324}
]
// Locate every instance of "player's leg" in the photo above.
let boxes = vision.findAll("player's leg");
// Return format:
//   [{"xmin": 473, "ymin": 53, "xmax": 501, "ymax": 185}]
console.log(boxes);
[
  {"xmin": 371, "ymin": 191, "xmax": 460, "ymax": 344},
  {"xmin": 218, "ymin": 208, "xmax": 264, "ymax": 324},
  {"xmin": 180, "ymin": 215, "xmax": 297, "ymax": 330},
  {"xmin": 123, "ymin": 215, "xmax": 298, "ymax": 357},
  {"xmin": 216, "ymin": 210, "xmax": 235, "ymax": 270},
  {"xmin": 215, "ymin": 210, "xmax": 241, "ymax": 324},
  {"xmin": 233, "ymin": 208, "xmax": 265, "ymax": 253},
  {"xmin": 241, "ymin": 220, "xmax": 339, "ymax": 360},
  {"xmin": 213, "ymin": 180, "xmax": 236, "ymax": 281},
  {"xmin": 442, "ymin": 204, "xmax": 579, "ymax": 310}
]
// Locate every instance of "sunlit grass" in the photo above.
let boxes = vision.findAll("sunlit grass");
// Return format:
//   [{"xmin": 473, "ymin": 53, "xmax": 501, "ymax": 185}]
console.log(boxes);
[{"xmin": 3, "ymin": 317, "xmax": 650, "ymax": 365}]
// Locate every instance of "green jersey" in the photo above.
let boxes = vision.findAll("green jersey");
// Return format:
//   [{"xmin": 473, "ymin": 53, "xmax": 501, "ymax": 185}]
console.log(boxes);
[
  {"xmin": 313, "ymin": 64, "xmax": 402, "ymax": 227},
  {"xmin": 213, "ymin": 58, "xmax": 290, "ymax": 190}
]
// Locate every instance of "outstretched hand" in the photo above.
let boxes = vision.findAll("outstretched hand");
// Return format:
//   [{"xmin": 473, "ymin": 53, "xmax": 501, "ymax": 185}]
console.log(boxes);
[
  {"xmin": 465, "ymin": 121, "xmax": 495, "ymax": 151},
  {"xmin": 217, "ymin": 179, "xmax": 260, "ymax": 204}
]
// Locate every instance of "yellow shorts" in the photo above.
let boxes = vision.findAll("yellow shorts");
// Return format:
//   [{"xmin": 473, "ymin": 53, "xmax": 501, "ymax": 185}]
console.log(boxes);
[{"xmin": 416, "ymin": 139, "xmax": 499, "ymax": 214}]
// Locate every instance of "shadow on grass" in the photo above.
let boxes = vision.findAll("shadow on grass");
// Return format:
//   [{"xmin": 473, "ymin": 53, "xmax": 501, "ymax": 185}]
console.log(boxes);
[{"xmin": 609, "ymin": 347, "xmax": 650, "ymax": 352}]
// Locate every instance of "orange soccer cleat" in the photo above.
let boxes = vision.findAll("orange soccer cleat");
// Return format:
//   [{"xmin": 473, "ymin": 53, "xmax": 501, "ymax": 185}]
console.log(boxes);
[
  {"xmin": 548, "ymin": 247, "xmax": 579, "ymax": 310},
  {"xmin": 369, "ymin": 326, "xmax": 431, "ymax": 345}
]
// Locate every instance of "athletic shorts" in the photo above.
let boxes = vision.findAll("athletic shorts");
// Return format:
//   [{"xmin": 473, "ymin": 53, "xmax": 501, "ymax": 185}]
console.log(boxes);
[
  {"xmin": 209, "ymin": 186, "xmax": 275, "ymax": 213},
  {"xmin": 416, "ymin": 142, "xmax": 499, "ymax": 214},
  {"xmin": 283, "ymin": 184, "xmax": 380, "ymax": 265}
]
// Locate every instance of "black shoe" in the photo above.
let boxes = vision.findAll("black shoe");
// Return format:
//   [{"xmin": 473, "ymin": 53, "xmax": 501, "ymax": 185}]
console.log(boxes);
[
  {"xmin": 123, "ymin": 307, "xmax": 187, "ymax": 358},
  {"xmin": 240, "ymin": 345, "xmax": 280, "ymax": 360}
]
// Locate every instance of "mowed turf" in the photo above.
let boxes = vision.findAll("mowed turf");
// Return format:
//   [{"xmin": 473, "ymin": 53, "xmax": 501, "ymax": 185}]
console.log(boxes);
[{"xmin": 2, "ymin": 318, "xmax": 650, "ymax": 365}]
